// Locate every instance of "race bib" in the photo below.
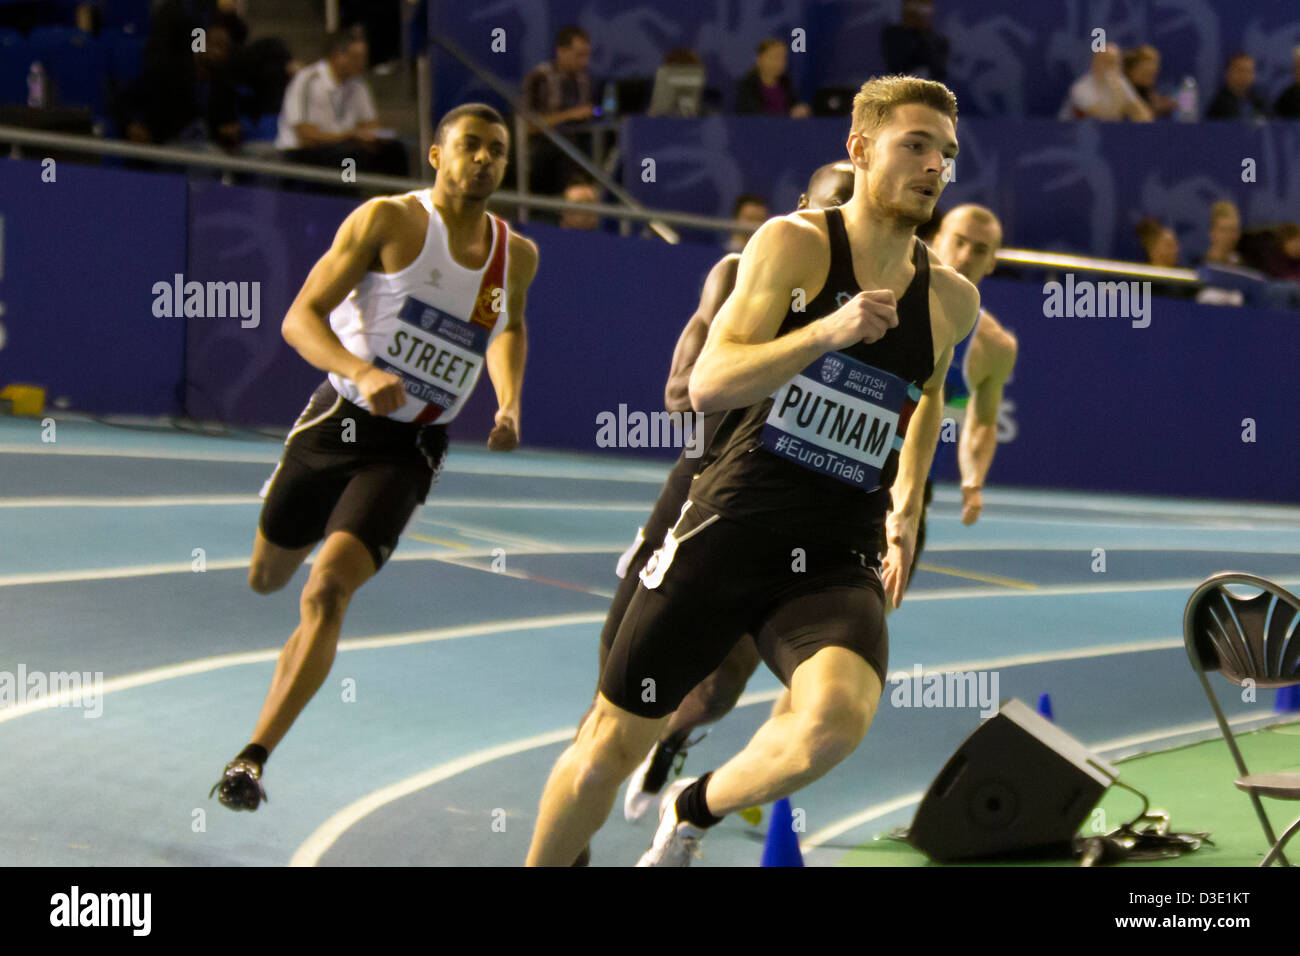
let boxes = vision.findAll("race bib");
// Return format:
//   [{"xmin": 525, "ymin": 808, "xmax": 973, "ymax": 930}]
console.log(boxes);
[
  {"xmin": 373, "ymin": 296, "xmax": 494, "ymax": 414},
  {"xmin": 759, "ymin": 352, "xmax": 921, "ymax": 491}
]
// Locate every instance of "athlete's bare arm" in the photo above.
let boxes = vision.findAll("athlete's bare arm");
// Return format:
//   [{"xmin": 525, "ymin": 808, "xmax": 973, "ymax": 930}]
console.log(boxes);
[
  {"xmin": 882, "ymin": 258, "xmax": 980, "ymax": 607},
  {"xmin": 689, "ymin": 214, "xmax": 899, "ymax": 414},
  {"xmin": 281, "ymin": 197, "xmax": 410, "ymax": 416},
  {"xmin": 958, "ymin": 310, "xmax": 1018, "ymax": 523},
  {"xmin": 484, "ymin": 233, "xmax": 539, "ymax": 450},
  {"xmin": 664, "ymin": 255, "xmax": 739, "ymax": 412}
]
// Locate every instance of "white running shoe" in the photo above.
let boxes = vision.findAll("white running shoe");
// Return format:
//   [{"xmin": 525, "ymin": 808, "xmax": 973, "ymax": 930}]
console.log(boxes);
[
  {"xmin": 624, "ymin": 747, "xmax": 660, "ymax": 822},
  {"xmin": 635, "ymin": 777, "xmax": 707, "ymax": 867}
]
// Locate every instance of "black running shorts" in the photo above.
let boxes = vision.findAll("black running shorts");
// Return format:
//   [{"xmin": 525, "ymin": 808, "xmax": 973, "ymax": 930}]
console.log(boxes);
[
  {"xmin": 599, "ymin": 501, "xmax": 889, "ymax": 718},
  {"xmin": 258, "ymin": 380, "xmax": 447, "ymax": 570}
]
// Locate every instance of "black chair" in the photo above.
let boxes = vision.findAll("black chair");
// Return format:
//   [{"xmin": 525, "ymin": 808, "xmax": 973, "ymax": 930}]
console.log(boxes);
[{"xmin": 1183, "ymin": 572, "xmax": 1300, "ymax": 866}]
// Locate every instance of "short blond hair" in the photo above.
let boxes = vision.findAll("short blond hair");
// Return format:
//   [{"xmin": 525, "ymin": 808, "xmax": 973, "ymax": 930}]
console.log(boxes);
[
  {"xmin": 1210, "ymin": 200, "xmax": 1240, "ymax": 224},
  {"xmin": 851, "ymin": 74, "xmax": 958, "ymax": 138}
]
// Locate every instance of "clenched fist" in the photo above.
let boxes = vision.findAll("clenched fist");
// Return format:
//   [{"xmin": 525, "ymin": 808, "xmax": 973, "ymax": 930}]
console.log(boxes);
[
  {"xmin": 355, "ymin": 366, "xmax": 407, "ymax": 416},
  {"xmin": 817, "ymin": 290, "xmax": 899, "ymax": 352}
]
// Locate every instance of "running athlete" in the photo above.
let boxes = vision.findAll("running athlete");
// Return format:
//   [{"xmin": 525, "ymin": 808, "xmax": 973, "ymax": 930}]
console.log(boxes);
[
  {"xmin": 912, "ymin": 203, "xmax": 1017, "ymax": 567},
  {"xmin": 609, "ymin": 162, "xmax": 858, "ymax": 826},
  {"xmin": 526, "ymin": 76, "xmax": 979, "ymax": 866},
  {"xmin": 210, "ymin": 103, "xmax": 537, "ymax": 810}
]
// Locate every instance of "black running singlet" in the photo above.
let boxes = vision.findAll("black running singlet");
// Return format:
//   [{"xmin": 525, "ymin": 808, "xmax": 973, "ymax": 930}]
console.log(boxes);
[{"xmin": 689, "ymin": 207, "xmax": 936, "ymax": 552}]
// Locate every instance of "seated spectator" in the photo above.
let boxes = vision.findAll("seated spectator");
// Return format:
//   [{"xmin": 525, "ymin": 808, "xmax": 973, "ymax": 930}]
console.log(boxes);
[
  {"xmin": 727, "ymin": 194, "xmax": 768, "ymax": 253},
  {"xmin": 1273, "ymin": 223, "xmax": 1300, "ymax": 281},
  {"xmin": 1206, "ymin": 52, "xmax": 1270, "ymax": 120},
  {"xmin": 559, "ymin": 179, "xmax": 601, "ymax": 230},
  {"xmin": 521, "ymin": 25, "xmax": 599, "ymax": 194},
  {"xmin": 1204, "ymin": 200, "xmax": 1243, "ymax": 265},
  {"xmin": 1123, "ymin": 45, "xmax": 1176, "ymax": 119},
  {"xmin": 1058, "ymin": 45, "xmax": 1153, "ymax": 121},
  {"xmin": 734, "ymin": 39, "xmax": 810, "ymax": 118},
  {"xmin": 882, "ymin": 0, "xmax": 949, "ymax": 82},
  {"xmin": 117, "ymin": 22, "xmax": 242, "ymax": 152},
  {"xmin": 276, "ymin": 27, "xmax": 408, "ymax": 175},
  {"xmin": 1135, "ymin": 217, "xmax": 1179, "ymax": 266},
  {"xmin": 1274, "ymin": 47, "xmax": 1300, "ymax": 119}
]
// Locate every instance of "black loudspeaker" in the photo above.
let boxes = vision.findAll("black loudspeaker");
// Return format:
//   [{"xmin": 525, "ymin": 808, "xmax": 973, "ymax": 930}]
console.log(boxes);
[{"xmin": 908, "ymin": 699, "xmax": 1119, "ymax": 862}]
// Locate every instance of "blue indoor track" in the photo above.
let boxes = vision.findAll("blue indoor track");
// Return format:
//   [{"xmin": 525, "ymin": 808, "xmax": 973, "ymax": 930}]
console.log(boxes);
[{"xmin": 2, "ymin": 414, "xmax": 1299, "ymax": 866}]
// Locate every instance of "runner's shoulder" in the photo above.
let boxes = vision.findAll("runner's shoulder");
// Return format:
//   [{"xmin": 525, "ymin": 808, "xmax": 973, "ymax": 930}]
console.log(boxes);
[
  {"xmin": 925, "ymin": 252, "xmax": 980, "ymax": 340},
  {"xmin": 507, "ymin": 231, "xmax": 540, "ymax": 285}
]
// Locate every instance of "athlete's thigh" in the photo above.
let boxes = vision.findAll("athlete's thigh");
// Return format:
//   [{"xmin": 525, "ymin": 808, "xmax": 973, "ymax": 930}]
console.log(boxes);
[
  {"xmin": 753, "ymin": 577, "xmax": 889, "ymax": 694},
  {"xmin": 598, "ymin": 506, "xmax": 753, "ymax": 719},
  {"xmin": 305, "ymin": 529, "xmax": 381, "ymax": 594},
  {"xmin": 323, "ymin": 458, "xmax": 432, "ymax": 572},
  {"xmin": 788, "ymin": 644, "xmax": 884, "ymax": 734}
]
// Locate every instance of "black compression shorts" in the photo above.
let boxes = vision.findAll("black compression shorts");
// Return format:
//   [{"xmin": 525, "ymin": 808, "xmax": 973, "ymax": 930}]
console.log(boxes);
[
  {"xmin": 599, "ymin": 501, "xmax": 889, "ymax": 718},
  {"xmin": 258, "ymin": 380, "xmax": 447, "ymax": 571}
]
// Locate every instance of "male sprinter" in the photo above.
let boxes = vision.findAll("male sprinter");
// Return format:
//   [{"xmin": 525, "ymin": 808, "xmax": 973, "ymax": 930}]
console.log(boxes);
[
  {"xmin": 610, "ymin": 162, "xmax": 858, "ymax": 825},
  {"xmin": 611, "ymin": 202, "xmax": 1015, "ymax": 823},
  {"xmin": 526, "ymin": 76, "xmax": 978, "ymax": 866},
  {"xmin": 913, "ymin": 203, "xmax": 1017, "ymax": 567},
  {"xmin": 210, "ymin": 103, "xmax": 537, "ymax": 810}
]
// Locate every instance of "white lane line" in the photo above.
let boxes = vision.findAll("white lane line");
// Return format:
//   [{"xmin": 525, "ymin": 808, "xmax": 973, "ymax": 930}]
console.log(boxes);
[
  {"xmin": 802, "ymin": 710, "xmax": 1289, "ymax": 852},
  {"xmin": 920, "ymin": 543, "xmax": 1300, "ymax": 554},
  {"xmin": 0, "ymin": 443, "xmax": 667, "ymax": 483},
  {"xmin": 939, "ymin": 489, "xmax": 1300, "ymax": 522},
  {"xmin": 0, "ymin": 546, "xmax": 626, "ymax": 588},
  {"xmin": 288, "ymin": 727, "xmax": 577, "ymax": 867},
  {"xmin": 0, "ymin": 495, "xmax": 263, "ymax": 508},
  {"xmin": 0, "ymin": 613, "xmax": 604, "ymax": 725},
  {"xmin": 0, "ymin": 496, "xmax": 656, "ymax": 510},
  {"xmin": 285, "ymin": 635, "xmax": 1203, "ymax": 866}
]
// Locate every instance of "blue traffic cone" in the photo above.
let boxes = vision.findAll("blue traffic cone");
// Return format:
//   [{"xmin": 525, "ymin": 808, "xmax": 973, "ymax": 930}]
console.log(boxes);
[
  {"xmin": 1037, "ymin": 693, "xmax": 1054, "ymax": 721},
  {"xmin": 1274, "ymin": 686, "xmax": 1300, "ymax": 713},
  {"xmin": 760, "ymin": 797, "xmax": 804, "ymax": 867}
]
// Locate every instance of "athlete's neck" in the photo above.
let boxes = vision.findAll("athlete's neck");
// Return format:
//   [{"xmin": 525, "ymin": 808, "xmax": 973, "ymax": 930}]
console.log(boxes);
[
  {"xmin": 838, "ymin": 198, "xmax": 918, "ymax": 281},
  {"xmin": 430, "ymin": 188, "xmax": 490, "ymax": 242}
]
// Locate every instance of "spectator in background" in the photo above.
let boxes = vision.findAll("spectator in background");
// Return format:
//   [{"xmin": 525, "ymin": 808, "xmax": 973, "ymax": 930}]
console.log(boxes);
[
  {"xmin": 213, "ymin": 0, "xmax": 249, "ymax": 46},
  {"xmin": 1204, "ymin": 201, "xmax": 1243, "ymax": 265},
  {"xmin": 118, "ymin": 21, "xmax": 242, "ymax": 151},
  {"xmin": 74, "ymin": 2, "xmax": 103, "ymax": 36},
  {"xmin": 1059, "ymin": 45, "xmax": 1153, "ymax": 121},
  {"xmin": 1206, "ymin": 52, "xmax": 1270, "ymax": 120},
  {"xmin": 276, "ymin": 27, "xmax": 408, "ymax": 175},
  {"xmin": 882, "ymin": 0, "xmax": 949, "ymax": 82},
  {"xmin": 734, "ymin": 39, "xmax": 810, "ymax": 117},
  {"xmin": 522, "ymin": 26, "xmax": 598, "ymax": 194},
  {"xmin": 559, "ymin": 179, "xmax": 601, "ymax": 230},
  {"xmin": 1273, "ymin": 47, "xmax": 1300, "ymax": 119},
  {"xmin": 726, "ymin": 194, "xmax": 768, "ymax": 253},
  {"xmin": 1272, "ymin": 224, "xmax": 1300, "ymax": 281},
  {"xmin": 1123, "ymin": 45, "xmax": 1176, "ymax": 119},
  {"xmin": 1135, "ymin": 217, "xmax": 1180, "ymax": 267}
]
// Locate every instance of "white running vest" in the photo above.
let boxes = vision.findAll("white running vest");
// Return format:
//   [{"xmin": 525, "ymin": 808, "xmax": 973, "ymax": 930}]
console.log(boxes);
[{"xmin": 327, "ymin": 189, "xmax": 511, "ymax": 424}]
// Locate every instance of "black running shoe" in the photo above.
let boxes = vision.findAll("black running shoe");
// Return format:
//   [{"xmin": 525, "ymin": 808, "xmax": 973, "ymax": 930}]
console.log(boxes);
[{"xmin": 209, "ymin": 758, "xmax": 268, "ymax": 811}]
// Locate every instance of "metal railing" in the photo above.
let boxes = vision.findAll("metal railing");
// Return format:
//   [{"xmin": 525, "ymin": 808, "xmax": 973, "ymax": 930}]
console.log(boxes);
[{"xmin": 0, "ymin": 124, "xmax": 1208, "ymax": 286}]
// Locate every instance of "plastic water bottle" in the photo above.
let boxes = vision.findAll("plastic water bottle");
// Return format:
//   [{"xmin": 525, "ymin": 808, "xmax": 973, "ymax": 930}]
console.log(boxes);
[
  {"xmin": 1176, "ymin": 76, "xmax": 1198, "ymax": 121},
  {"xmin": 27, "ymin": 62, "xmax": 48, "ymax": 108},
  {"xmin": 601, "ymin": 82, "xmax": 618, "ymax": 119}
]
